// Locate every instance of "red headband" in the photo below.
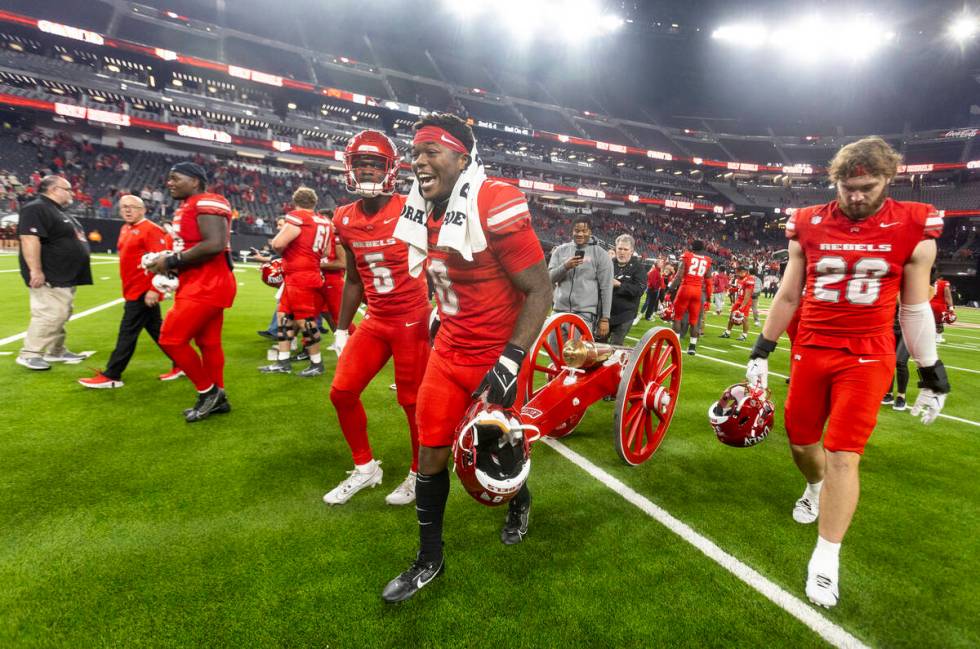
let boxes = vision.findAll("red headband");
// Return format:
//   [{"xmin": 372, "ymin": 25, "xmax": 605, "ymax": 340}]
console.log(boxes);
[
  {"xmin": 413, "ymin": 126, "xmax": 468, "ymax": 154},
  {"xmin": 847, "ymin": 164, "xmax": 870, "ymax": 178}
]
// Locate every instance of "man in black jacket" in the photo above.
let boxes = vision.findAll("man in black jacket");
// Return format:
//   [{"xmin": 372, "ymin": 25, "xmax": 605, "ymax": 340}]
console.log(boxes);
[
  {"xmin": 17, "ymin": 175, "xmax": 92, "ymax": 370},
  {"xmin": 608, "ymin": 234, "xmax": 646, "ymax": 345}
]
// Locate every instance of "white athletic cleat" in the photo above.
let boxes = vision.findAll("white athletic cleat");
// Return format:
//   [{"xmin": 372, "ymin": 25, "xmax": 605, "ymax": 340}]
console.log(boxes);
[
  {"xmin": 793, "ymin": 496, "xmax": 819, "ymax": 524},
  {"xmin": 322, "ymin": 463, "xmax": 383, "ymax": 505},
  {"xmin": 806, "ymin": 565, "xmax": 839, "ymax": 608},
  {"xmin": 385, "ymin": 471, "xmax": 417, "ymax": 506}
]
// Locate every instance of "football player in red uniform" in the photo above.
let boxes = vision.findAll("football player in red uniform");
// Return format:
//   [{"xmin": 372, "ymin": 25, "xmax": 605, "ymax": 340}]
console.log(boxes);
[
  {"xmin": 259, "ymin": 187, "xmax": 331, "ymax": 377},
  {"xmin": 381, "ymin": 114, "xmax": 552, "ymax": 603},
  {"xmin": 668, "ymin": 240, "xmax": 712, "ymax": 355},
  {"xmin": 720, "ymin": 266, "xmax": 755, "ymax": 340},
  {"xmin": 929, "ymin": 273, "xmax": 953, "ymax": 343},
  {"xmin": 145, "ymin": 162, "xmax": 237, "ymax": 422},
  {"xmin": 745, "ymin": 137, "xmax": 949, "ymax": 608},
  {"xmin": 322, "ymin": 130, "xmax": 430, "ymax": 506},
  {"xmin": 318, "ymin": 213, "xmax": 346, "ymax": 331}
]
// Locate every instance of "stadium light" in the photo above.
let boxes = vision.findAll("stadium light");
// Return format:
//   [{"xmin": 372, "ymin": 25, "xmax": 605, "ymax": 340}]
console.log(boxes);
[
  {"xmin": 713, "ymin": 14, "xmax": 894, "ymax": 61},
  {"xmin": 444, "ymin": 0, "xmax": 622, "ymax": 40},
  {"xmin": 948, "ymin": 14, "xmax": 978, "ymax": 43}
]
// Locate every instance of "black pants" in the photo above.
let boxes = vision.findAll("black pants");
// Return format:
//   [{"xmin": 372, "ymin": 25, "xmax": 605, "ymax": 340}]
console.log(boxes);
[
  {"xmin": 642, "ymin": 288, "xmax": 661, "ymax": 319},
  {"xmin": 104, "ymin": 295, "xmax": 168, "ymax": 380}
]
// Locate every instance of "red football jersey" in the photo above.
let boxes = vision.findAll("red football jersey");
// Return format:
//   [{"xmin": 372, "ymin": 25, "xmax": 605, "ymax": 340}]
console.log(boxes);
[
  {"xmin": 733, "ymin": 275, "xmax": 755, "ymax": 309},
  {"xmin": 117, "ymin": 218, "xmax": 169, "ymax": 301},
  {"xmin": 930, "ymin": 278, "xmax": 949, "ymax": 311},
  {"xmin": 172, "ymin": 192, "xmax": 236, "ymax": 308},
  {"xmin": 282, "ymin": 208, "xmax": 329, "ymax": 288},
  {"xmin": 425, "ymin": 180, "xmax": 544, "ymax": 364},
  {"xmin": 680, "ymin": 250, "xmax": 711, "ymax": 288},
  {"xmin": 786, "ymin": 198, "xmax": 942, "ymax": 355},
  {"xmin": 334, "ymin": 194, "xmax": 429, "ymax": 319}
]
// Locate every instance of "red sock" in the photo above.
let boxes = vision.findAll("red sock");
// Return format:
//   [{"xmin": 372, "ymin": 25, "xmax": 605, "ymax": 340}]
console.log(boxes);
[
  {"xmin": 160, "ymin": 341, "xmax": 211, "ymax": 391},
  {"xmin": 330, "ymin": 386, "xmax": 372, "ymax": 465}
]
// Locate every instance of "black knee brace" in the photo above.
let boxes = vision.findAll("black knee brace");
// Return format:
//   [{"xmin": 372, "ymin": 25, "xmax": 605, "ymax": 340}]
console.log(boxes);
[
  {"xmin": 277, "ymin": 314, "xmax": 294, "ymax": 342},
  {"xmin": 302, "ymin": 319, "xmax": 321, "ymax": 347}
]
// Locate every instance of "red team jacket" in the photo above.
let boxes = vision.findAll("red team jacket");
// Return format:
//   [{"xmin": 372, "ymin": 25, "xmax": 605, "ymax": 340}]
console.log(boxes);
[
  {"xmin": 786, "ymin": 198, "xmax": 942, "ymax": 356},
  {"xmin": 334, "ymin": 194, "xmax": 430, "ymax": 319},
  {"xmin": 425, "ymin": 180, "xmax": 544, "ymax": 364},
  {"xmin": 117, "ymin": 218, "xmax": 169, "ymax": 301},
  {"xmin": 172, "ymin": 192, "xmax": 236, "ymax": 308}
]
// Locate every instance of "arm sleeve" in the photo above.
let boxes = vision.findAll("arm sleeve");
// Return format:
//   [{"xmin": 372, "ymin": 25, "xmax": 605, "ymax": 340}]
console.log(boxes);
[
  {"xmin": 922, "ymin": 206, "xmax": 943, "ymax": 241},
  {"xmin": 597, "ymin": 250, "xmax": 614, "ymax": 318},
  {"xmin": 900, "ymin": 301, "xmax": 939, "ymax": 368},
  {"xmin": 17, "ymin": 204, "xmax": 47, "ymax": 238}
]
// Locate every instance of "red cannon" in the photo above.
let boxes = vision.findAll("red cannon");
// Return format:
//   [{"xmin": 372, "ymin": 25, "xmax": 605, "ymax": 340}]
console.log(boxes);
[{"xmin": 517, "ymin": 313, "xmax": 683, "ymax": 465}]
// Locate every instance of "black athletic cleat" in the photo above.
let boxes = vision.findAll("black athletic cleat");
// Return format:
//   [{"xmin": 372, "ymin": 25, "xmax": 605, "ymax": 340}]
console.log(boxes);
[
  {"xmin": 185, "ymin": 388, "xmax": 227, "ymax": 422},
  {"xmin": 381, "ymin": 555, "xmax": 445, "ymax": 603},
  {"xmin": 893, "ymin": 396, "xmax": 907, "ymax": 411},
  {"xmin": 292, "ymin": 350, "xmax": 310, "ymax": 362},
  {"xmin": 719, "ymin": 331, "xmax": 731, "ymax": 338},
  {"xmin": 501, "ymin": 494, "xmax": 531, "ymax": 545},
  {"xmin": 686, "ymin": 343, "xmax": 697, "ymax": 356},
  {"xmin": 298, "ymin": 362, "xmax": 324, "ymax": 377},
  {"xmin": 259, "ymin": 359, "xmax": 292, "ymax": 374},
  {"xmin": 881, "ymin": 393, "xmax": 894, "ymax": 405},
  {"xmin": 257, "ymin": 330, "xmax": 277, "ymax": 340}
]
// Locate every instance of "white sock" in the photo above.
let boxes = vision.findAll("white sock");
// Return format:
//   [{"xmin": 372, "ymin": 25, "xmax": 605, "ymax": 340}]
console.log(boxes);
[
  {"xmin": 277, "ymin": 350, "xmax": 290, "ymax": 361},
  {"xmin": 690, "ymin": 337, "xmax": 698, "ymax": 345},
  {"xmin": 811, "ymin": 536, "xmax": 841, "ymax": 573},
  {"xmin": 355, "ymin": 459, "xmax": 378, "ymax": 474},
  {"xmin": 310, "ymin": 352, "xmax": 322, "ymax": 364},
  {"xmin": 805, "ymin": 480, "xmax": 823, "ymax": 502},
  {"xmin": 725, "ymin": 329, "xmax": 731, "ymax": 334}
]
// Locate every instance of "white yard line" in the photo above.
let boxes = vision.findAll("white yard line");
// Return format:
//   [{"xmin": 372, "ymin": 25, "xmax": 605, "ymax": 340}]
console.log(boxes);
[
  {"xmin": 0, "ymin": 298, "xmax": 125, "ymax": 347},
  {"xmin": 543, "ymin": 437, "xmax": 872, "ymax": 649},
  {"xmin": 697, "ymin": 344, "xmax": 729, "ymax": 354}
]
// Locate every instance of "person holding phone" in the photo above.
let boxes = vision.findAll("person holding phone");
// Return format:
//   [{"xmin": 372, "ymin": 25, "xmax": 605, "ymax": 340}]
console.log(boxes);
[{"xmin": 547, "ymin": 218, "xmax": 613, "ymax": 338}]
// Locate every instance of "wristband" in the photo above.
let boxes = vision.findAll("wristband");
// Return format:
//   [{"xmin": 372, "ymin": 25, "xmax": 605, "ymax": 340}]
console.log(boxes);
[
  {"xmin": 749, "ymin": 334, "xmax": 777, "ymax": 359},
  {"xmin": 165, "ymin": 252, "xmax": 182, "ymax": 270},
  {"xmin": 917, "ymin": 360, "xmax": 951, "ymax": 394}
]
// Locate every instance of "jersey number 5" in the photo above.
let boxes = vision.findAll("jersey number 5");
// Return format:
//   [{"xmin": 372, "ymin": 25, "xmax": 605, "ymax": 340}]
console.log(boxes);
[
  {"xmin": 813, "ymin": 256, "xmax": 889, "ymax": 305},
  {"xmin": 364, "ymin": 252, "xmax": 394, "ymax": 294}
]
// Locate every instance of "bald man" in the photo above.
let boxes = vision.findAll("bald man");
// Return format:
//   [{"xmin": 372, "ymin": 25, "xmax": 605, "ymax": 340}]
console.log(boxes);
[{"xmin": 79, "ymin": 195, "xmax": 179, "ymax": 388}]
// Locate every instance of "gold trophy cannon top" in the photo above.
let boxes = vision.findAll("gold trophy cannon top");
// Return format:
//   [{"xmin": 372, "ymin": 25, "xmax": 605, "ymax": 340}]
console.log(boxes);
[{"xmin": 561, "ymin": 339, "xmax": 631, "ymax": 369}]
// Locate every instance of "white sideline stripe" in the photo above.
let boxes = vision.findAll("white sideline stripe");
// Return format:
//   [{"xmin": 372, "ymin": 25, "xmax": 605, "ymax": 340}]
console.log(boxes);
[
  {"xmin": 625, "ymin": 333, "xmax": 980, "ymax": 428},
  {"xmin": 939, "ymin": 342, "xmax": 980, "ymax": 351},
  {"xmin": 697, "ymin": 344, "xmax": 728, "ymax": 353},
  {"xmin": 0, "ymin": 261, "xmax": 117, "ymax": 273},
  {"xmin": 0, "ymin": 298, "xmax": 124, "ymax": 346},
  {"xmin": 946, "ymin": 365, "xmax": 980, "ymax": 375},
  {"xmin": 542, "ymin": 437, "xmax": 871, "ymax": 649}
]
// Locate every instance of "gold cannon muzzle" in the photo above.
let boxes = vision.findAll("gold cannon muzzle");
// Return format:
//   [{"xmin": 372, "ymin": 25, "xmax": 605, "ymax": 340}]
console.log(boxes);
[{"xmin": 562, "ymin": 339, "xmax": 626, "ymax": 369}]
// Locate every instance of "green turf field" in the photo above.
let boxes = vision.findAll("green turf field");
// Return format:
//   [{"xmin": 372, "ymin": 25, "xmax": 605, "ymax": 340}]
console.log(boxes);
[{"xmin": 1, "ymin": 252, "xmax": 977, "ymax": 648}]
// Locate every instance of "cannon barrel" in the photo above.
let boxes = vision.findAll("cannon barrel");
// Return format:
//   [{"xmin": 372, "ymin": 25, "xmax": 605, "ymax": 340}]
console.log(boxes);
[{"xmin": 562, "ymin": 339, "xmax": 630, "ymax": 369}]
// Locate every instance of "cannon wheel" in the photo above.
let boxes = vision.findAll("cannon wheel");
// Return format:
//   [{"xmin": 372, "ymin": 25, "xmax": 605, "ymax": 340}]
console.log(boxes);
[
  {"xmin": 613, "ymin": 327, "xmax": 682, "ymax": 465},
  {"xmin": 519, "ymin": 312, "xmax": 593, "ymax": 438}
]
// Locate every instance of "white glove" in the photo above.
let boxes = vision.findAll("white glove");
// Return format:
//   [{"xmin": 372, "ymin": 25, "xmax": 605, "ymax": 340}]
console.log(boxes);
[
  {"xmin": 746, "ymin": 357, "xmax": 768, "ymax": 389},
  {"xmin": 909, "ymin": 389, "xmax": 946, "ymax": 425},
  {"xmin": 331, "ymin": 329, "xmax": 349, "ymax": 356}
]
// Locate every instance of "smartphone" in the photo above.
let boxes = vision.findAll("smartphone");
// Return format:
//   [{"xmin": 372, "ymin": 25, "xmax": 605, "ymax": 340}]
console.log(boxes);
[{"xmin": 574, "ymin": 249, "xmax": 585, "ymax": 259}]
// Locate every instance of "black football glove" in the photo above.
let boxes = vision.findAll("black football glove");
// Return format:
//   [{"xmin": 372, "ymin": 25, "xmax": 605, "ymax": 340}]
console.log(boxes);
[{"xmin": 473, "ymin": 342, "xmax": 527, "ymax": 408}]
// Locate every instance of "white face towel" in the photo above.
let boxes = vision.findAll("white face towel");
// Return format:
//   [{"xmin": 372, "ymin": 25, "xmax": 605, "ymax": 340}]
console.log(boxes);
[{"xmin": 393, "ymin": 143, "xmax": 488, "ymax": 277}]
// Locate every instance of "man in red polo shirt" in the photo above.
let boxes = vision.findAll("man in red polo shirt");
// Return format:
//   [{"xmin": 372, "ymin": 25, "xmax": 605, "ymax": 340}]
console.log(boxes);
[{"xmin": 79, "ymin": 195, "xmax": 180, "ymax": 388}]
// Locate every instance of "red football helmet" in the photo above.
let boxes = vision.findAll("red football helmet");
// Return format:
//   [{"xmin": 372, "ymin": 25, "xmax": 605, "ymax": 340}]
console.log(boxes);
[
  {"xmin": 261, "ymin": 259, "xmax": 284, "ymax": 287},
  {"xmin": 659, "ymin": 300, "xmax": 674, "ymax": 322},
  {"xmin": 453, "ymin": 401, "xmax": 539, "ymax": 507},
  {"xmin": 344, "ymin": 130, "xmax": 399, "ymax": 197},
  {"xmin": 942, "ymin": 309, "xmax": 957, "ymax": 324},
  {"xmin": 731, "ymin": 310, "xmax": 745, "ymax": 325},
  {"xmin": 708, "ymin": 383, "xmax": 774, "ymax": 448}
]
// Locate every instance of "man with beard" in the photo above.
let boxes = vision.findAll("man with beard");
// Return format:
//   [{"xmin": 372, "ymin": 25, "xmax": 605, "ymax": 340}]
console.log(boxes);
[{"xmin": 746, "ymin": 136, "xmax": 949, "ymax": 608}]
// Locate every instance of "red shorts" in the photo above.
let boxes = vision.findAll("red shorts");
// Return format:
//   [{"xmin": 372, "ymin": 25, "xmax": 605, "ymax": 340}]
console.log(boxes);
[
  {"xmin": 784, "ymin": 345, "xmax": 895, "ymax": 453},
  {"xmin": 673, "ymin": 285, "xmax": 704, "ymax": 324},
  {"xmin": 416, "ymin": 348, "xmax": 526, "ymax": 447},
  {"xmin": 279, "ymin": 283, "xmax": 324, "ymax": 320},
  {"xmin": 159, "ymin": 298, "xmax": 224, "ymax": 346},
  {"xmin": 331, "ymin": 308, "xmax": 430, "ymax": 405},
  {"xmin": 320, "ymin": 277, "xmax": 343, "ymax": 322}
]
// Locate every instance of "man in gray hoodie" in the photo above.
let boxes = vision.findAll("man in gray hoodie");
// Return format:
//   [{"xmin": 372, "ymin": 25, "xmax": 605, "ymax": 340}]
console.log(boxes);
[{"xmin": 548, "ymin": 218, "xmax": 613, "ymax": 339}]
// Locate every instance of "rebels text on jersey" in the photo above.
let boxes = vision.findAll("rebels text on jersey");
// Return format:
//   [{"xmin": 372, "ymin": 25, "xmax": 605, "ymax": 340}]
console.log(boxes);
[
  {"xmin": 425, "ymin": 180, "xmax": 544, "ymax": 364},
  {"xmin": 282, "ymin": 208, "xmax": 330, "ymax": 288},
  {"xmin": 172, "ymin": 192, "xmax": 236, "ymax": 308},
  {"xmin": 786, "ymin": 198, "xmax": 942, "ymax": 355},
  {"xmin": 334, "ymin": 194, "xmax": 429, "ymax": 318},
  {"xmin": 680, "ymin": 251, "xmax": 711, "ymax": 288}
]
